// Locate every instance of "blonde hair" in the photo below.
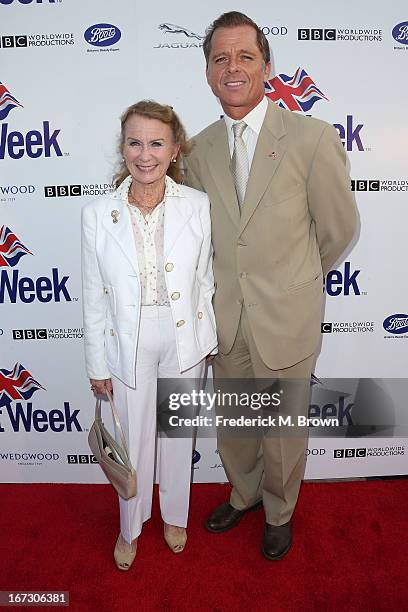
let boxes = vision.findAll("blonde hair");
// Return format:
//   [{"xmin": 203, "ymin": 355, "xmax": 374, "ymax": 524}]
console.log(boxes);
[{"xmin": 114, "ymin": 100, "xmax": 191, "ymax": 188}]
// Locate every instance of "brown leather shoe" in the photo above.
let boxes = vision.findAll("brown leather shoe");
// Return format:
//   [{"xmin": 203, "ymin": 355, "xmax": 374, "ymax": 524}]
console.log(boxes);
[
  {"xmin": 262, "ymin": 522, "xmax": 292, "ymax": 560},
  {"xmin": 205, "ymin": 500, "xmax": 262, "ymax": 533}
]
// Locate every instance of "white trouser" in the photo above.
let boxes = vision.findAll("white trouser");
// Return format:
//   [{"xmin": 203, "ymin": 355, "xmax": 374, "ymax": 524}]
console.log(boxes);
[{"xmin": 111, "ymin": 305, "xmax": 205, "ymax": 543}]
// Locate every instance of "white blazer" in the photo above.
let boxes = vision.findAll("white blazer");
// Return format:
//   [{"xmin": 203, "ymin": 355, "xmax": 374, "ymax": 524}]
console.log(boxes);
[{"xmin": 81, "ymin": 176, "xmax": 217, "ymax": 388}]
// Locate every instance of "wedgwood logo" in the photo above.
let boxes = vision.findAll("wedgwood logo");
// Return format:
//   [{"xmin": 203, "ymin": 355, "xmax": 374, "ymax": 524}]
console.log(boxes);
[
  {"xmin": 1, "ymin": 185, "xmax": 35, "ymax": 195},
  {"xmin": 84, "ymin": 24, "xmax": 121, "ymax": 50},
  {"xmin": 261, "ymin": 26, "xmax": 288, "ymax": 36},
  {"xmin": 1, "ymin": 184, "xmax": 35, "ymax": 203},
  {"xmin": 0, "ymin": 451, "xmax": 60, "ymax": 464}
]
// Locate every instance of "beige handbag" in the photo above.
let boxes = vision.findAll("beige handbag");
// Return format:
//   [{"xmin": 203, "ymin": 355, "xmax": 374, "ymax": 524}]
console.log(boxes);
[{"xmin": 88, "ymin": 390, "xmax": 137, "ymax": 500}]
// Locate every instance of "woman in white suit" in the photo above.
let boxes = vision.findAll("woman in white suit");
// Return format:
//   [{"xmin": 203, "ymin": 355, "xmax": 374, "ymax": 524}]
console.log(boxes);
[{"xmin": 81, "ymin": 100, "xmax": 217, "ymax": 570}]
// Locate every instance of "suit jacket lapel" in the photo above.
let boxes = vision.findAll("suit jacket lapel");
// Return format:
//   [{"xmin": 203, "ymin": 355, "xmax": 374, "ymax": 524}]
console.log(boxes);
[
  {"xmin": 239, "ymin": 101, "xmax": 287, "ymax": 235},
  {"xmin": 207, "ymin": 120, "xmax": 241, "ymax": 227},
  {"xmin": 163, "ymin": 190, "xmax": 193, "ymax": 257},
  {"xmin": 102, "ymin": 196, "xmax": 139, "ymax": 275}
]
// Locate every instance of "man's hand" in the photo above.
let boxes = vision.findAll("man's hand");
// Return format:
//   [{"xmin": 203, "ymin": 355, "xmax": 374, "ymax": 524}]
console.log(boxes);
[{"xmin": 90, "ymin": 378, "xmax": 113, "ymax": 396}]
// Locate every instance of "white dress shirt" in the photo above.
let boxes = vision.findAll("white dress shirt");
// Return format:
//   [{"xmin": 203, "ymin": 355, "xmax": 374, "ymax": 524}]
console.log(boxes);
[{"xmin": 223, "ymin": 96, "xmax": 268, "ymax": 169}]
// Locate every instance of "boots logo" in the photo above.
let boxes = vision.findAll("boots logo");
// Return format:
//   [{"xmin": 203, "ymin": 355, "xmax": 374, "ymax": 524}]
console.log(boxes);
[
  {"xmin": 0, "ymin": 363, "xmax": 44, "ymax": 407},
  {"xmin": 0, "ymin": 81, "xmax": 23, "ymax": 120},
  {"xmin": 392, "ymin": 22, "xmax": 408, "ymax": 45},
  {"xmin": 84, "ymin": 24, "xmax": 121, "ymax": 47},
  {"xmin": 383, "ymin": 314, "xmax": 408, "ymax": 335},
  {"xmin": 265, "ymin": 67, "xmax": 328, "ymax": 112},
  {"xmin": 0, "ymin": 226, "xmax": 72, "ymax": 303},
  {"xmin": 0, "ymin": 226, "xmax": 32, "ymax": 267}
]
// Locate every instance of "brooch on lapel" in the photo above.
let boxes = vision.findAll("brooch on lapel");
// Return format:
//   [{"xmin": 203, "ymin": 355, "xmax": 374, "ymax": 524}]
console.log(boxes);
[
  {"xmin": 111, "ymin": 210, "xmax": 120, "ymax": 224},
  {"xmin": 268, "ymin": 151, "xmax": 279, "ymax": 160}
]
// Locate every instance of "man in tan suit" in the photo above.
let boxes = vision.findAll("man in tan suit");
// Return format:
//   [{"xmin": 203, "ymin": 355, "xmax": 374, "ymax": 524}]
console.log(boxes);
[{"xmin": 184, "ymin": 11, "xmax": 357, "ymax": 559}]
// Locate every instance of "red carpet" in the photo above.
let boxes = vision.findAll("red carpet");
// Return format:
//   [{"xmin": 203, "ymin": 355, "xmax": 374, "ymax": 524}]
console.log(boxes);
[{"xmin": 1, "ymin": 480, "xmax": 407, "ymax": 611}]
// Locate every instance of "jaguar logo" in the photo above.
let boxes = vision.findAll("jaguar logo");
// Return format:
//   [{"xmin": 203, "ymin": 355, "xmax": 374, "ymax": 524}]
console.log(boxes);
[{"xmin": 158, "ymin": 23, "xmax": 203, "ymax": 40}]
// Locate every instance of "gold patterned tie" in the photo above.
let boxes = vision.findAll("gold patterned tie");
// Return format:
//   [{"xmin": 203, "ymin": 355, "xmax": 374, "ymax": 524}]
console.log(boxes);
[{"xmin": 231, "ymin": 121, "xmax": 249, "ymax": 210}]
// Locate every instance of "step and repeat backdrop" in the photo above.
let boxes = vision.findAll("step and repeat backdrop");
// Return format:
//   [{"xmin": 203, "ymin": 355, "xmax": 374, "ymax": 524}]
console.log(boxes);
[{"xmin": 1, "ymin": 0, "xmax": 407, "ymax": 484}]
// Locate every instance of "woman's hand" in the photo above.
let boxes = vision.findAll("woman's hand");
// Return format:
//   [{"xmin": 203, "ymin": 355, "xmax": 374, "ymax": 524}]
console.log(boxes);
[{"xmin": 90, "ymin": 378, "xmax": 113, "ymax": 396}]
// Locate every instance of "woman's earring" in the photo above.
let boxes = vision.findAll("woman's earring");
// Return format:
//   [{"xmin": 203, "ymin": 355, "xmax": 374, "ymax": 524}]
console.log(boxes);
[{"xmin": 172, "ymin": 158, "xmax": 177, "ymax": 163}]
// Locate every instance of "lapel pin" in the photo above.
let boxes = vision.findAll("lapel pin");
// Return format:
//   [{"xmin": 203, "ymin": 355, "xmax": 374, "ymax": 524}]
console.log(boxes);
[
  {"xmin": 111, "ymin": 210, "xmax": 120, "ymax": 224},
  {"xmin": 268, "ymin": 151, "xmax": 278, "ymax": 159}
]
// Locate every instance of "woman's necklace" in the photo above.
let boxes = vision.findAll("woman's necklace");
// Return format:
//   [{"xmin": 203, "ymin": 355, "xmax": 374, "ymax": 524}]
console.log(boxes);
[{"xmin": 128, "ymin": 184, "xmax": 165, "ymax": 219}]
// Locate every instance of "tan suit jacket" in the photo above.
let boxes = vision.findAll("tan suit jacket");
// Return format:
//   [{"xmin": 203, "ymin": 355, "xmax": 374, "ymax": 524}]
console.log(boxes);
[{"xmin": 184, "ymin": 99, "xmax": 357, "ymax": 370}]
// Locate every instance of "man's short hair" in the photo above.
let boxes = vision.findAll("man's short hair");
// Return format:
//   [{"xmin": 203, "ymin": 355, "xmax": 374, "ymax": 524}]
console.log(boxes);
[{"xmin": 203, "ymin": 11, "xmax": 270, "ymax": 66}]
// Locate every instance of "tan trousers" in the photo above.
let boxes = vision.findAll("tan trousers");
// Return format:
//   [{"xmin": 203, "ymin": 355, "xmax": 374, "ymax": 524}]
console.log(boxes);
[{"xmin": 214, "ymin": 308, "xmax": 314, "ymax": 526}]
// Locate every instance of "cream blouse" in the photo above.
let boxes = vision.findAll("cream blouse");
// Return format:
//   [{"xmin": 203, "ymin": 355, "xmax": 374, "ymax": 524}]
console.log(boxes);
[{"xmin": 116, "ymin": 175, "xmax": 184, "ymax": 306}]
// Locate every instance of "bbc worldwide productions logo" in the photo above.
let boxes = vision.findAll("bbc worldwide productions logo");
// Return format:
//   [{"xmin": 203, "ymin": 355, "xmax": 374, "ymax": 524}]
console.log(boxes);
[
  {"xmin": 334, "ymin": 446, "xmax": 405, "ymax": 458},
  {"xmin": 351, "ymin": 180, "xmax": 408, "ymax": 192},
  {"xmin": 12, "ymin": 328, "xmax": 83, "ymax": 340},
  {"xmin": 44, "ymin": 184, "xmax": 113, "ymax": 197},
  {"xmin": 298, "ymin": 27, "xmax": 382, "ymax": 42},
  {"xmin": 0, "ymin": 33, "xmax": 74, "ymax": 49},
  {"xmin": 67, "ymin": 454, "xmax": 98, "ymax": 464},
  {"xmin": 321, "ymin": 321, "xmax": 374, "ymax": 334}
]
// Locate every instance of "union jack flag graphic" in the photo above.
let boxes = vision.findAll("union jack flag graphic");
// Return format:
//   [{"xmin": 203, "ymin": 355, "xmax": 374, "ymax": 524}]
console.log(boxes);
[
  {"xmin": 265, "ymin": 67, "xmax": 328, "ymax": 112},
  {"xmin": 0, "ymin": 226, "xmax": 33, "ymax": 268},
  {"xmin": 0, "ymin": 81, "xmax": 23, "ymax": 121},
  {"xmin": 0, "ymin": 363, "xmax": 45, "ymax": 408}
]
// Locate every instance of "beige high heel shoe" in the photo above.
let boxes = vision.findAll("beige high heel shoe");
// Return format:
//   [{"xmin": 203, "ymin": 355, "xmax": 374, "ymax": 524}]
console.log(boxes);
[
  {"xmin": 164, "ymin": 524, "xmax": 187, "ymax": 553},
  {"xmin": 114, "ymin": 534, "xmax": 137, "ymax": 571}
]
